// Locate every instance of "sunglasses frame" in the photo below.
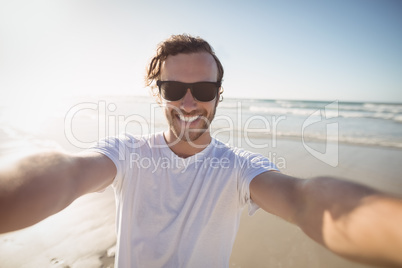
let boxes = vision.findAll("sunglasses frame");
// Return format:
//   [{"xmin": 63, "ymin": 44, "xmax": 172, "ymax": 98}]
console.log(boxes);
[{"xmin": 156, "ymin": 80, "xmax": 221, "ymax": 102}]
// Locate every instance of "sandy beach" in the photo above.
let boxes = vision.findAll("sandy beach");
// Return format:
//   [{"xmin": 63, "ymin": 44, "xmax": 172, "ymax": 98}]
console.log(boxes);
[
  {"xmin": 0, "ymin": 135, "xmax": 401, "ymax": 268},
  {"xmin": 230, "ymin": 138, "xmax": 402, "ymax": 268}
]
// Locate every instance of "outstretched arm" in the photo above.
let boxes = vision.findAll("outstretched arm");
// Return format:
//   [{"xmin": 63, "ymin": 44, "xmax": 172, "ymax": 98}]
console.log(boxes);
[
  {"xmin": 250, "ymin": 172, "xmax": 402, "ymax": 268},
  {"xmin": 0, "ymin": 151, "xmax": 116, "ymax": 233}
]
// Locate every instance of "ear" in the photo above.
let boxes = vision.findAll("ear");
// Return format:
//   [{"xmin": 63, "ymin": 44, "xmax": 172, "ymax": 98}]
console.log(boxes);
[{"xmin": 215, "ymin": 86, "xmax": 224, "ymax": 107}]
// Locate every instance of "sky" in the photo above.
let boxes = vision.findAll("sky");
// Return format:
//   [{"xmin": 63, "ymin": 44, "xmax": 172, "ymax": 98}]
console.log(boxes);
[{"xmin": 0, "ymin": 0, "xmax": 401, "ymax": 103}]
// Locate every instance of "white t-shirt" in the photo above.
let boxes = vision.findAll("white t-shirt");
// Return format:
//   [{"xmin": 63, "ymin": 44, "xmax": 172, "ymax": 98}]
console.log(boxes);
[{"xmin": 90, "ymin": 132, "xmax": 278, "ymax": 268}]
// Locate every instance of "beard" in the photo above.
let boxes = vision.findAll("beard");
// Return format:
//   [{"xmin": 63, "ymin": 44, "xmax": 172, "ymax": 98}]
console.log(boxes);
[{"xmin": 165, "ymin": 104, "xmax": 217, "ymax": 143}]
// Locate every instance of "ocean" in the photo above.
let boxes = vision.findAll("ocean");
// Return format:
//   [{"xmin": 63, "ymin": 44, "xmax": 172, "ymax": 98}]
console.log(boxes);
[
  {"xmin": 216, "ymin": 98, "xmax": 402, "ymax": 148},
  {"xmin": 0, "ymin": 95, "xmax": 401, "ymax": 160}
]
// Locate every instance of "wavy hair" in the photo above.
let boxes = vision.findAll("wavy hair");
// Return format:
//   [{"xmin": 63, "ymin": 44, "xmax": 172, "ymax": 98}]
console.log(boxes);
[{"xmin": 145, "ymin": 34, "xmax": 224, "ymax": 101}]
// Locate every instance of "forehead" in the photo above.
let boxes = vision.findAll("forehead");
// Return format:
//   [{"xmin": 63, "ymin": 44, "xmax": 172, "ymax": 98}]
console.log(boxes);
[{"xmin": 160, "ymin": 52, "xmax": 218, "ymax": 82}]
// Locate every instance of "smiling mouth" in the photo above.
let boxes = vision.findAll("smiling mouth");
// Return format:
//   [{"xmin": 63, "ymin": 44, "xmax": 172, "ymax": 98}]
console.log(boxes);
[{"xmin": 178, "ymin": 114, "xmax": 200, "ymax": 123}]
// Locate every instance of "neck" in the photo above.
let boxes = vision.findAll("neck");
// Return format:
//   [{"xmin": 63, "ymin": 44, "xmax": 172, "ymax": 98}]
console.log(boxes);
[{"xmin": 163, "ymin": 130, "xmax": 212, "ymax": 158}]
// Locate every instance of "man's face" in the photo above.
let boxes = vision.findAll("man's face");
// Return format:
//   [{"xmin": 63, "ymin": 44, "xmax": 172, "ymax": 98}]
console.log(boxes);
[{"xmin": 160, "ymin": 52, "xmax": 219, "ymax": 144}]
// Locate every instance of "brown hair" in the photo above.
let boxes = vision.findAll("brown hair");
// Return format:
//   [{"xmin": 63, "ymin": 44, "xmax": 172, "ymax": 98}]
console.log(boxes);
[{"xmin": 145, "ymin": 34, "xmax": 224, "ymax": 100}]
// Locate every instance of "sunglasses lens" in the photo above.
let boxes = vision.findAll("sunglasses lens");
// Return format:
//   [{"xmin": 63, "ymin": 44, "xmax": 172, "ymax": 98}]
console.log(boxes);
[
  {"xmin": 158, "ymin": 81, "xmax": 219, "ymax": 102},
  {"xmin": 192, "ymin": 83, "xmax": 218, "ymax": 102},
  {"xmin": 160, "ymin": 82, "xmax": 186, "ymax": 101}
]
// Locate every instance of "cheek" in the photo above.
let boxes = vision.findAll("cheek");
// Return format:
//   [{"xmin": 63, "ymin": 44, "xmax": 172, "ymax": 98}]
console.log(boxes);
[
  {"xmin": 214, "ymin": 98, "xmax": 219, "ymax": 108},
  {"xmin": 163, "ymin": 103, "xmax": 179, "ymax": 118},
  {"xmin": 204, "ymin": 102, "xmax": 217, "ymax": 113},
  {"xmin": 162, "ymin": 105, "xmax": 171, "ymax": 119}
]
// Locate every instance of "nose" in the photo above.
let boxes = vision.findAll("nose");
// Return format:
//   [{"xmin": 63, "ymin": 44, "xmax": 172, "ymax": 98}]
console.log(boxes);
[{"xmin": 180, "ymin": 89, "xmax": 197, "ymax": 113}]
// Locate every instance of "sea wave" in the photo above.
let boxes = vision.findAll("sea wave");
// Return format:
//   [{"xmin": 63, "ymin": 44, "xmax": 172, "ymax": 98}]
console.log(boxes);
[
  {"xmin": 211, "ymin": 127, "xmax": 402, "ymax": 149},
  {"xmin": 247, "ymin": 105, "xmax": 402, "ymax": 122},
  {"xmin": 272, "ymin": 99, "xmax": 402, "ymax": 112},
  {"xmin": 242, "ymin": 101, "xmax": 402, "ymax": 123},
  {"xmin": 393, "ymin": 115, "xmax": 402, "ymax": 123}
]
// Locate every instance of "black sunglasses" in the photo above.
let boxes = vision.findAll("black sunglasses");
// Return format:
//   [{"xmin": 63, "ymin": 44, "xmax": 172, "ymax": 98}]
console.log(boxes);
[{"xmin": 156, "ymin": 80, "xmax": 221, "ymax": 102}]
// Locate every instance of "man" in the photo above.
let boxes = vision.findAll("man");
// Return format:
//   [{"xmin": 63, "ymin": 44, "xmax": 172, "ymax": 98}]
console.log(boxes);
[{"xmin": 0, "ymin": 34, "xmax": 401, "ymax": 267}]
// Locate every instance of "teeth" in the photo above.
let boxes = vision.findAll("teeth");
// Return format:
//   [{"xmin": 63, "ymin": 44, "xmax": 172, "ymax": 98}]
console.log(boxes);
[{"xmin": 179, "ymin": 115, "xmax": 199, "ymax": 123}]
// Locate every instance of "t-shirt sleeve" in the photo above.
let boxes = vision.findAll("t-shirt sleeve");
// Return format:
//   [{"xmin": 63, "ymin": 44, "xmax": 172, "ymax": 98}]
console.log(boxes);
[
  {"xmin": 237, "ymin": 151, "xmax": 279, "ymax": 216},
  {"xmin": 87, "ymin": 134, "xmax": 136, "ymax": 192}
]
